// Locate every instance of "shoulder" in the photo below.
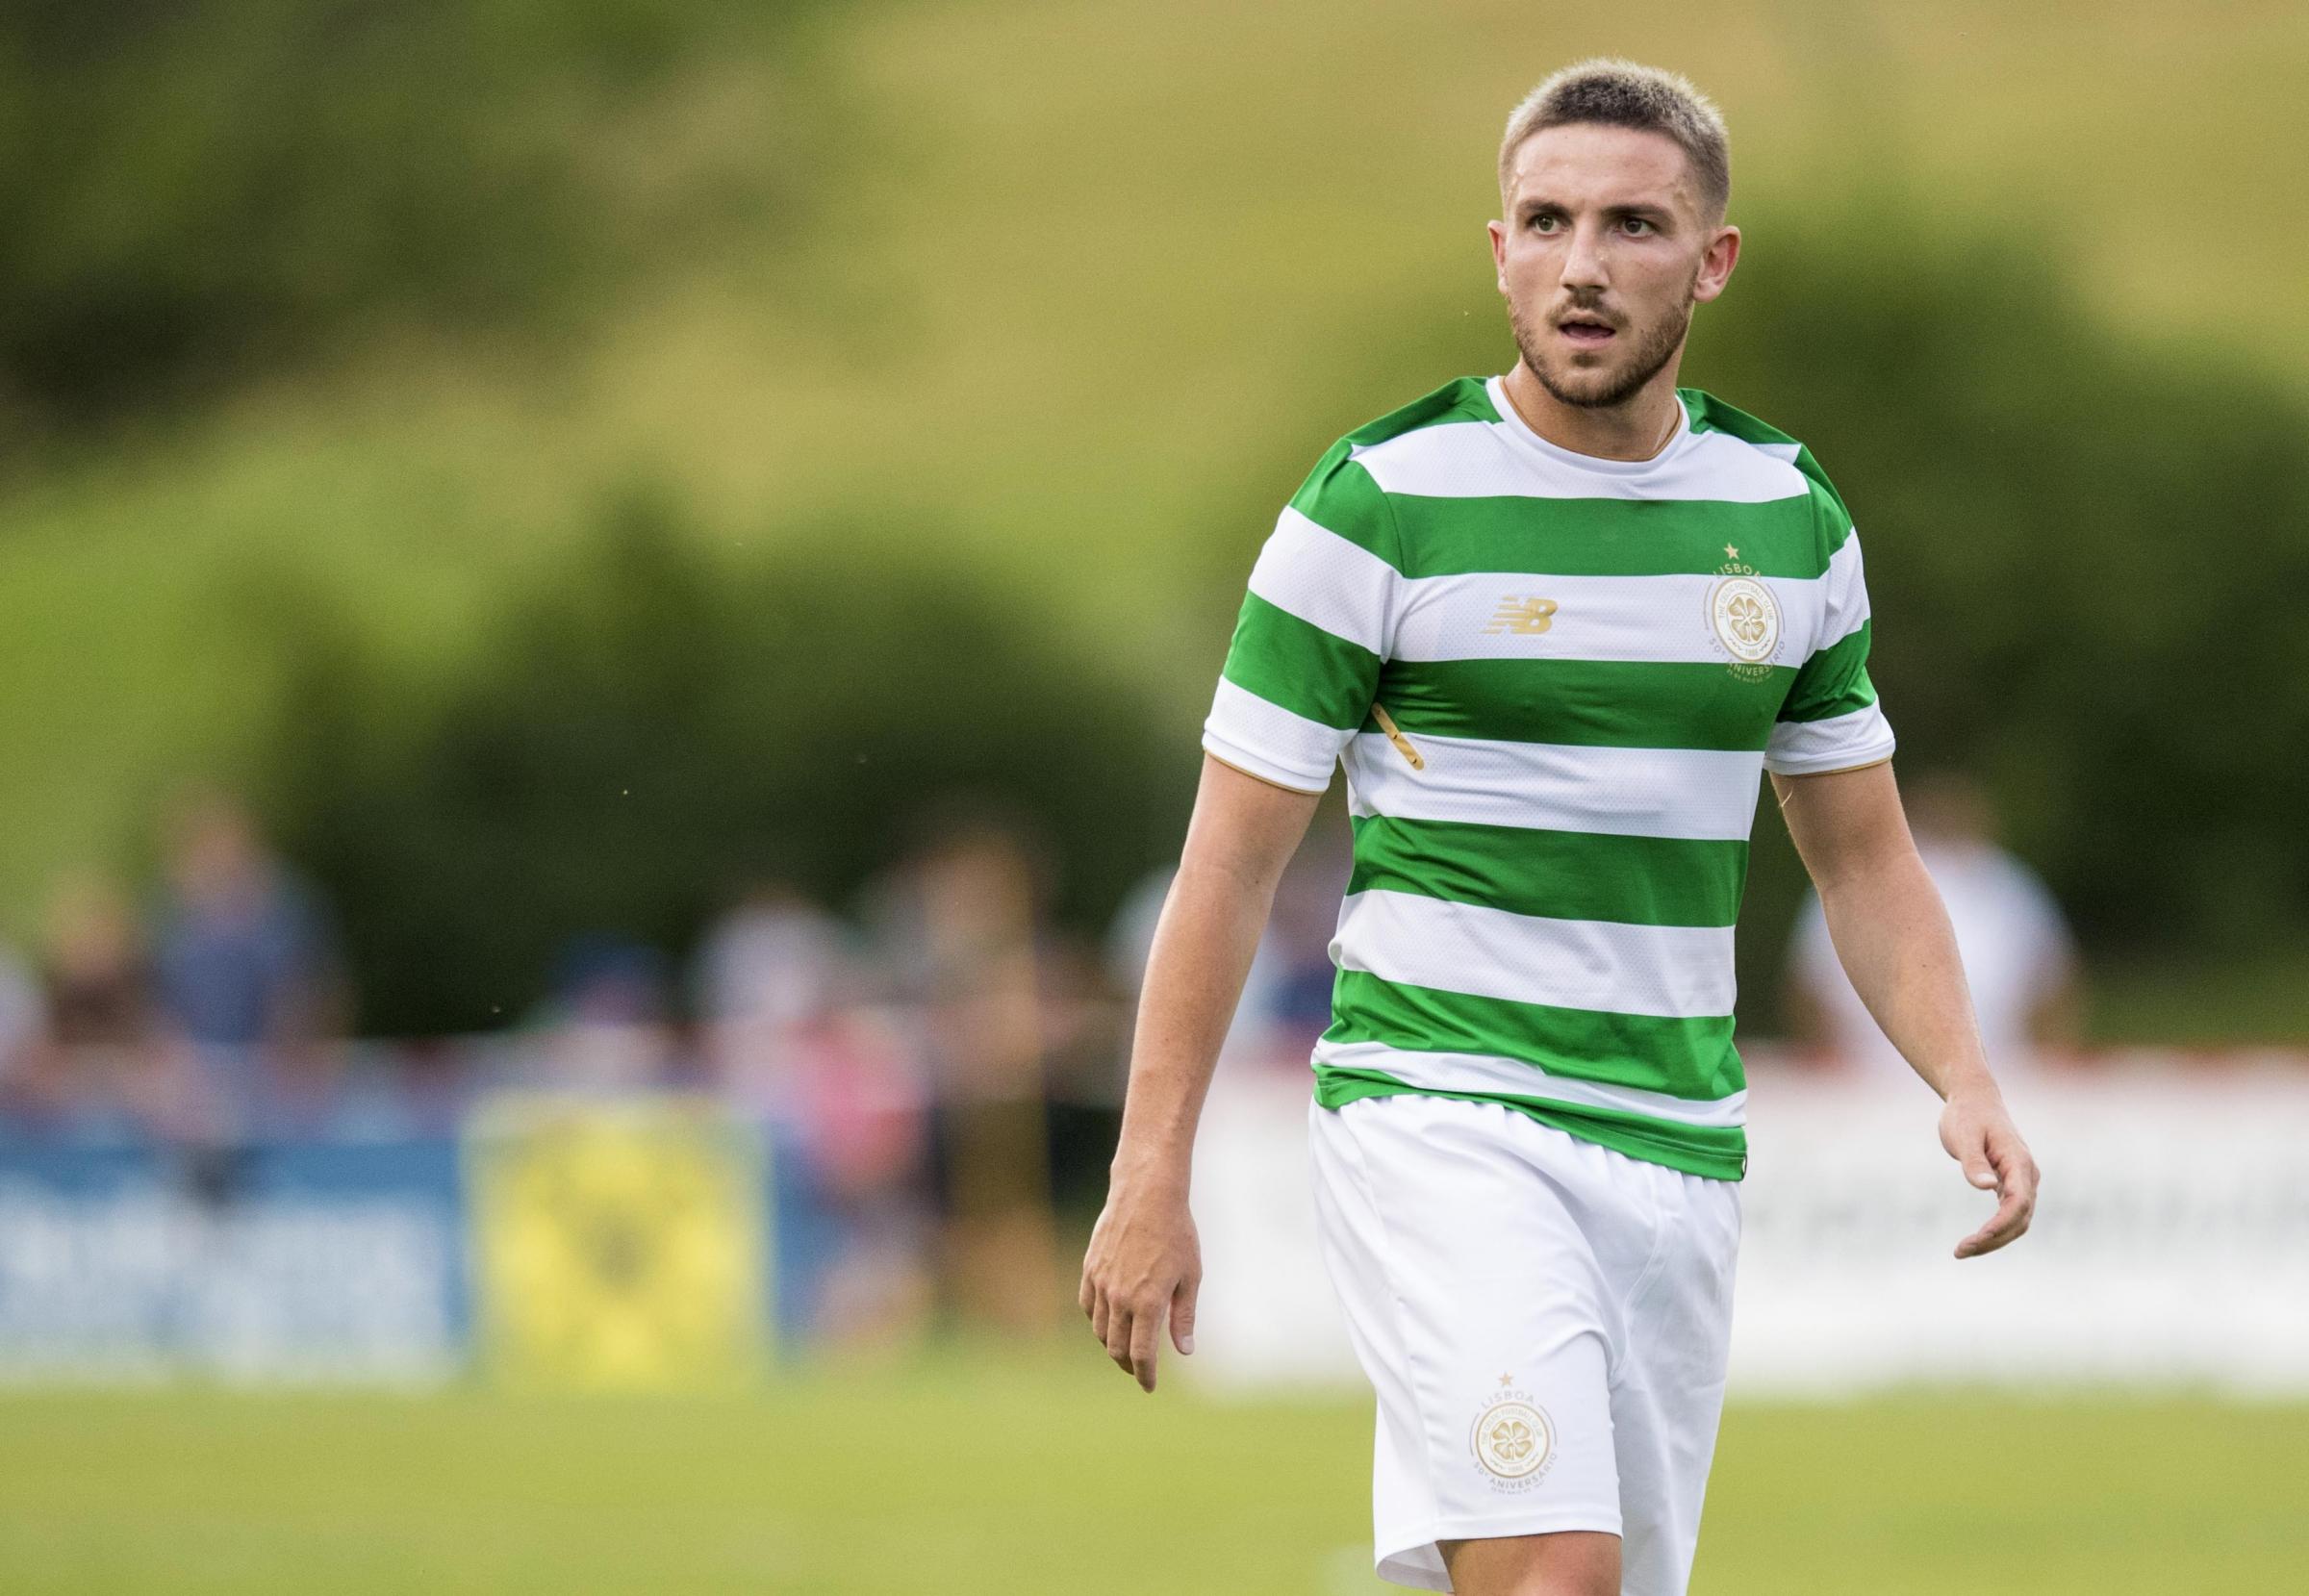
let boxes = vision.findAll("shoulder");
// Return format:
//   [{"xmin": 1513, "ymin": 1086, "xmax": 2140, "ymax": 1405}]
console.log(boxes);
[
  {"xmin": 1285, "ymin": 376, "xmax": 1491, "ymax": 567},
  {"xmin": 1681, "ymin": 386, "xmax": 1855, "ymax": 546},
  {"xmin": 1337, "ymin": 374, "xmax": 1499, "ymax": 451}
]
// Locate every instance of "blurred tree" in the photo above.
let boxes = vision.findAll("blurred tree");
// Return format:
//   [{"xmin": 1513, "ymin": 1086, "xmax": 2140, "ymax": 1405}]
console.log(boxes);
[
  {"xmin": 262, "ymin": 489, "xmax": 1188, "ymax": 1036},
  {"xmin": 0, "ymin": 0, "xmax": 835, "ymax": 441},
  {"xmin": 1694, "ymin": 211, "xmax": 2309, "ymax": 964}
]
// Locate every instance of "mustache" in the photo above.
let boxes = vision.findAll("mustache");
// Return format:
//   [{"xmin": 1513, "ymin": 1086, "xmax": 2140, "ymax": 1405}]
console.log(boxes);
[{"xmin": 1552, "ymin": 296, "xmax": 1619, "ymax": 327}]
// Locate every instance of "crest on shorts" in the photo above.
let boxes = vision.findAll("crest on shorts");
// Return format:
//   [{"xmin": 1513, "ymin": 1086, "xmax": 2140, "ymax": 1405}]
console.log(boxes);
[
  {"xmin": 1470, "ymin": 1382, "xmax": 1557, "ymax": 1491},
  {"xmin": 1703, "ymin": 545, "xmax": 1783, "ymax": 681}
]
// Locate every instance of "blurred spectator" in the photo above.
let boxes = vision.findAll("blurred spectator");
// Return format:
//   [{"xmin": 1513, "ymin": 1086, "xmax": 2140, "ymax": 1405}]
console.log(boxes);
[
  {"xmin": 0, "ymin": 936, "xmax": 39, "ymax": 1115},
  {"xmin": 857, "ymin": 796, "xmax": 1060, "ymax": 1336},
  {"xmin": 775, "ymin": 953, "xmax": 934, "ymax": 1354},
  {"xmin": 1261, "ymin": 819, "xmax": 1357, "ymax": 1064},
  {"xmin": 1104, "ymin": 863, "xmax": 1302, "ymax": 1072},
  {"xmin": 697, "ymin": 882, "xmax": 935, "ymax": 1350},
  {"xmin": 23, "ymin": 874, "xmax": 206, "ymax": 1140},
  {"xmin": 1031, "ymin": 924, "xmax": 1131, "ymax": 1224},
  {"xmin": 1106, "ymin": 860, "xmax": 1287, "ymax": 1067},
  {"xmin": 528, "ymin": 933, "xmax": 685, "ymax": 1093},
  {"xmin": 1104, "ymin": 813, "xmax": 1354, "ymax": 1072},
  {"xmin": 151, "ymin": 788, "xmax": 346, "ymax": 1130},
  {"xmin": 1028, "ymin": 927, "xmax": 1127, "ymax": 1102},
  {"xmin": 1784, "ymin": 771, "xmax": 2083, "ymax": 1078},
  {"xmin": 696, "ymin": 877, "xmax": 854, "ymax": 1106}
]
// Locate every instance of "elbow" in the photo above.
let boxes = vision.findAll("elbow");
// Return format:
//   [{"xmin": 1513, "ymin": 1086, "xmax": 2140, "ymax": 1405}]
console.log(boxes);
[{"xmin": 1814, "ymin": 833, "xmax": 1931, "ymax": 906}]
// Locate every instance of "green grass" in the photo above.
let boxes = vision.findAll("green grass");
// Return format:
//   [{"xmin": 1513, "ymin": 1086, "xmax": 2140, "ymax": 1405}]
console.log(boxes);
[{"xmin": 0, "ymin": 1352, "xmax": 2301, "ymax": 1593}]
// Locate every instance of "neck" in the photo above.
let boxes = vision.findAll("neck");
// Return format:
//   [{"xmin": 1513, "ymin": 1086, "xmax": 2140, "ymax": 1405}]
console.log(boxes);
[{"xmin": 1501, "ymin": 357, "xmax": 1686, "ymax": 462}]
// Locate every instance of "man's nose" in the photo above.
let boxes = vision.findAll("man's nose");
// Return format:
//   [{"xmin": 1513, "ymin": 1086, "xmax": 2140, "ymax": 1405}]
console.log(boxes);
[{"xmin": 1560, "ymin": 218, "xmax": 1610, "ymax": 291}]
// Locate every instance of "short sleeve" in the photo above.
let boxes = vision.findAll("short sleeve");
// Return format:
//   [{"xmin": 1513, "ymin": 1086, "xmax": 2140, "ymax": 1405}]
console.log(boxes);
[
  {"xmin": 1765, "ymin": 511, "xmax": 1898, "ymax": 776},
  {"xmin": 1200, "ymin": 445, "xmax": 1403, "ymax": 794}
]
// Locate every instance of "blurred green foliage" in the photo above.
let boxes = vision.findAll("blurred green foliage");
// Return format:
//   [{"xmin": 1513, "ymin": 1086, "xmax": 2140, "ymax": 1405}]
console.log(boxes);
[
  {"xmin": 0, "ymin": 3, "xmax": 2299, "ymax": 1036},
  {"xmin": 1699, "ymin": 215, "xmax": 2309, "ymax": 961},
  {"xmin": 0, "ymin": 0, "xmax": 826, "ymax": 437},
  {"xmin": 261, "ymin": 491, "xmax": 1185, "ymax": 1033}
]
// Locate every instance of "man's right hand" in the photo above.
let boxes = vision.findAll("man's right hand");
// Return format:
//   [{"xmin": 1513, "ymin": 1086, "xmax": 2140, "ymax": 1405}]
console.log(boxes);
[
  {"xmin": 1076, "ymin": 754, "xmax": 1316, "ymax": 1394},
  {"xmin": 1078, "ymin": 1170, "xmax": 1202, "ymax": 1393}
]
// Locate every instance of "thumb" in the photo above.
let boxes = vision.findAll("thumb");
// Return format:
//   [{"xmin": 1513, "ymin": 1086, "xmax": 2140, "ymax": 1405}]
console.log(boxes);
[
  {"xmin": 1171, "ymin": 1276, "xmax": 1199, "ymax": 1355},
  {"xmin": 1947, "ymin": 1114, "xmax": 1998, "ymax": 1188}
]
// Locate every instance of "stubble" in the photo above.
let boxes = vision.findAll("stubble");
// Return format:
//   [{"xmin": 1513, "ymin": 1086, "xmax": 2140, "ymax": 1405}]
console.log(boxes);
[{"xmin": 1509, "ymin": 285, "xmax": 1696, "ymax": 411}]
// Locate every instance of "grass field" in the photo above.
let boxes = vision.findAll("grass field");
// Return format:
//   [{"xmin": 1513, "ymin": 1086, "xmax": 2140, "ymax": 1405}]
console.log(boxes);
[{"xmin": 1, "ymin": 1352, "xmax": 2302, "ymax": 1593}]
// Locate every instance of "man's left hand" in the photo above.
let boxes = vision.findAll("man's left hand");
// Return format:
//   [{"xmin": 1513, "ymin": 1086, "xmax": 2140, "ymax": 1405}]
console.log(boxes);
[{"xmin": 1939, "ymin": 1084, "xmax": 2041, "ymax": 1259}]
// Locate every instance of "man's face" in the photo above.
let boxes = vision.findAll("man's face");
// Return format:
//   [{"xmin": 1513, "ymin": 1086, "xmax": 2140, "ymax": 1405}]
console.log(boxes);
[{"xmin": 1488, "ymin": 124, "xmax": 1738, "ymax": 410}]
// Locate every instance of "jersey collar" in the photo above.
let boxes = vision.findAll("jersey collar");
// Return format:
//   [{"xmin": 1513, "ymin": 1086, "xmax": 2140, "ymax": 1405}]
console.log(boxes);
[{"xmin": 1485, "ymin": 373, "xmax": 1693, "ymax": 477}]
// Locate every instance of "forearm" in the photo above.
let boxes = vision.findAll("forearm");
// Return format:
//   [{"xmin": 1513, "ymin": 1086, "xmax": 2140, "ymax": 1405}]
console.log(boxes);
[
  {"xmin": 1108, "ymin": 849, "xmax": 1280, "ymax": 1193},
  {"xmin": 1815, "ymin": 847, "xmax": 1997, "ymax": 1101}
]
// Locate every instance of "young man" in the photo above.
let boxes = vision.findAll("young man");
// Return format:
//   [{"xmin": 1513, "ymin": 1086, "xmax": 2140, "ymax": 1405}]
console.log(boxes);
[{"xmin": 1078, "ymin": 58, "xmax": 2041, "ymax": 1596}]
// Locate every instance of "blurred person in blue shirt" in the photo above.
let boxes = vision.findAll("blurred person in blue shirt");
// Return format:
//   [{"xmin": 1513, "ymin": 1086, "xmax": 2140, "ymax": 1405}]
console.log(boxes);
[
  {"xmin": 151, "ymin": 788, "xmax": 347, "ymax": 1134},
  {"xmin": 524, "ymin": 932, "xmax": 688, "ymax": 1094}
]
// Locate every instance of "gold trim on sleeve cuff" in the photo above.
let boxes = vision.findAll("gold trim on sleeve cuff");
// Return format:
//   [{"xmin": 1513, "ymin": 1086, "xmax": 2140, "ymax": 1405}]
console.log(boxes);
[
  {"xmin": 1775, "ymin": 751, "xmax": 1894, "ymax": 778},
  {"xmin": 1204, "ymin": 747, "xmax": 1328, "ymax": 795}
]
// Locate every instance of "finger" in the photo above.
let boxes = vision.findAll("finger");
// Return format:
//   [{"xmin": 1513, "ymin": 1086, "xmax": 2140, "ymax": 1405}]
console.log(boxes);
[
  {"xmin": 1971, "ymin": 1133, "xmax": 2042, "ymax": 1244},
  {"xmin": 1129, "ymin": 1303, "xmax": 1162, "ymax": 1393},
  {"xmin": 1078, "ymin": 1268, "xmax": 1096, "ymax": 1320},
  {"xmin": 1090, "ymin": 1288, "xmax": 1110, "ymax": 1346},
  {"xmin": 1170, "ymin": 1274, "xmax": 1199, "ymax": 1357},
  {"xmin": 1955, "ymin": 1182, "xmax": 2032, "ymax": 1258},
  {"xmin": 1104, "ymin": 1303, "xmax": 1134, "ymax": 1374},
  {"xmin": 1990, "ymin": 1133, "xmax": 2041, "ymax": 1203}
]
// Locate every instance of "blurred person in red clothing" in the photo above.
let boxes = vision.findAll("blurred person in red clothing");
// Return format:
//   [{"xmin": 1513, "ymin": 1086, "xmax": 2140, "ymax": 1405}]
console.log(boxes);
[{"xmin": 698, "ymin": 878, "xmax": 933, "ymax": 1350}]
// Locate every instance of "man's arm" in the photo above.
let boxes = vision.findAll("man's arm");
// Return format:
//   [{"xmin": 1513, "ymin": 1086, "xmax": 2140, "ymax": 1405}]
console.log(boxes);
[
  {"xmin": 1078, "ymin": 752, "xmax": 1323, "ymax": 1391},
  {"xmin": 1771, "ymin": 760, "xmax": 2042, "ymax": 1258}
]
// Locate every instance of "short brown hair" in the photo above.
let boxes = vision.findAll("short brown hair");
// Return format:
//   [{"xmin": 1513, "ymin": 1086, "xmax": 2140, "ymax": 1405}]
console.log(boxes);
[{"xmin": 1498, "ymin": 59, "xmax": 1730, "ymax": 220}]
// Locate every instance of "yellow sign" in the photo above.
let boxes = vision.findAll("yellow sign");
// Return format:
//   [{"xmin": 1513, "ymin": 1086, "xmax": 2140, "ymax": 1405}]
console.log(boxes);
[{"xmin": 468, "ymin": 1095, "xmax": 770, "ymax": 1389}]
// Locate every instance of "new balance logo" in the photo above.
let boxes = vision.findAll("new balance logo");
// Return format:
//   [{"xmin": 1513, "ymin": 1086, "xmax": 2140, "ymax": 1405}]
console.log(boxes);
[{"xmin": 1483, "ymin": 595, "xmax": 1560, "ymax": 636}]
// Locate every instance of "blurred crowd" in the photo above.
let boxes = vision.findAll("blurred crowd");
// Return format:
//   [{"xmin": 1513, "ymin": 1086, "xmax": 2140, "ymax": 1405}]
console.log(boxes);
[
  {"xmin": 0, "ymin": 773, "xmax": 2085, "ymax": 1348},
  {"xmin": 0, "ymin": 790, "xmax": 346, "ymax": 1148},
  {"xmin": 0, "ymin": 787, "xmax": 1364, "ymax": 1348}
]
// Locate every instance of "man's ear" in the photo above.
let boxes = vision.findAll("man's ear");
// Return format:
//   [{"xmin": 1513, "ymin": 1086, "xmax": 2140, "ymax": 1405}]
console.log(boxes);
[
  {"xmin": 1485, "ymin": 217, "xmax": 1509, "ymax": 293},
  {"xmin": 1692, "ymin": 223, "xmax": 1740, "ymax": 304}
]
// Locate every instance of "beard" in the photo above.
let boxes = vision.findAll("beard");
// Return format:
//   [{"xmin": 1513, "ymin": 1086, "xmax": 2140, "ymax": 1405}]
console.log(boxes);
[{"xmin": 1509, "ymin": 286, "xmax": 1695, "ymax": 411}]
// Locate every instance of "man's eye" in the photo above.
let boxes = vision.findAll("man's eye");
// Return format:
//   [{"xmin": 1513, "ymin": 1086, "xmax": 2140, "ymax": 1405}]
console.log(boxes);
[
  {"xmin": 1530, "ymin": 214, "xmax": 1560, "ymax": 232},
  {"xmin": 1622, "ymin": 217, "xmax": 1652, "ymax": 236}
]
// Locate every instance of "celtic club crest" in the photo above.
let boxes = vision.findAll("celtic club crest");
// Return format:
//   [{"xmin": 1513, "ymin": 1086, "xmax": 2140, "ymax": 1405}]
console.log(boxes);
[
  {"xmin": 1706, "ymin": 572, "xmax": 1782, "ymax": 668},
  {"xmin": 1470, "ymin": 1393, "xmax": 1556, "ymax": 1485}
]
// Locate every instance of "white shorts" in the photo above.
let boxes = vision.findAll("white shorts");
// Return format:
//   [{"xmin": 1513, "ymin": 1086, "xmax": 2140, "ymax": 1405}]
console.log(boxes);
[{"xmin": 1307, "ymin": 1092, "xmax": 1742, "ymax": 1594}]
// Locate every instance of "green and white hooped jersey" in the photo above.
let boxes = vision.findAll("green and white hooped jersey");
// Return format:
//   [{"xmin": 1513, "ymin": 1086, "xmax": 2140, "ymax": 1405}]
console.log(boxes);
[{"xmin": 1201, "ymin": 374, "xmax": 1894, "ymax": 1180}]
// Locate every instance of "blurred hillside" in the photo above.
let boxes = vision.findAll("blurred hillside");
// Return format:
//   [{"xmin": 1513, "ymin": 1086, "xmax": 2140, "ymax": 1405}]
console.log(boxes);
[{"xmin": 2, "ymin": 1, "xmax": 2304, "ymax": 1034}]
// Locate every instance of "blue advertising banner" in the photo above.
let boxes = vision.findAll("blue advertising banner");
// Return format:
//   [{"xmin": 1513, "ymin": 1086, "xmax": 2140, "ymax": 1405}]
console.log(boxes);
[
  {"xmin": 0, "ymin": 1135, "xmax": 466, "ymax": 1382},
  {"xmin": 0, "ymin": 1096, "xmax": 793, "ymax": 1385}
]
